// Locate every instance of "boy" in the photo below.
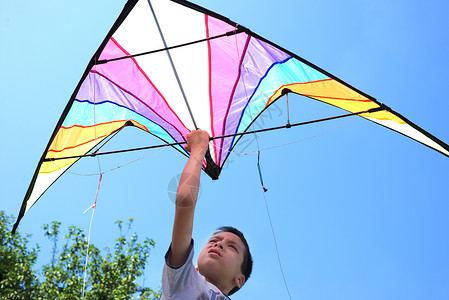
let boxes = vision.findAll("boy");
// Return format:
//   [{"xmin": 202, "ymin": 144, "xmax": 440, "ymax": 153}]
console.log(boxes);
[{"xmin": 161, "ymin": 130, "xmax": 253, "ymax": 299}]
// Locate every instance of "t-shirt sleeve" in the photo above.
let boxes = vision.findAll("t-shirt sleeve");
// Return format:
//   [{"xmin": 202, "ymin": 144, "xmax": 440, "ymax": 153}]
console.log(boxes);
[
  {"xmin": 162, "ymin": 239, "xmax": 197, "ymax": 296},
  {"xmin": 161, "ymin": 239, "xmax": 231, "ymax": 299}
]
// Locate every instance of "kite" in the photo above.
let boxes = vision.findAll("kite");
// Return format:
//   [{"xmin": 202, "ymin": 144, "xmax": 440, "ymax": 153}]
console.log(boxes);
[{"xmin": 13, "ymin": 0, "xmax": 449, "ymax": 232}]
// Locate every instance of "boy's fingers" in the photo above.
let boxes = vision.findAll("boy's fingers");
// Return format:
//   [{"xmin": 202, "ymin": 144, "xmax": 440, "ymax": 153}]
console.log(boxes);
[{"xmin": 185, "ymin": 130, "xmax": 210, "ymax": 152}]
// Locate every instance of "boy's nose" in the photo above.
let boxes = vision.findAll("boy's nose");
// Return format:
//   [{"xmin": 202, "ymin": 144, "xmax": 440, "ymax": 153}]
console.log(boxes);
[{"xmin": 213, "ymin": 242, "xmax": 224, "ymax": 249}]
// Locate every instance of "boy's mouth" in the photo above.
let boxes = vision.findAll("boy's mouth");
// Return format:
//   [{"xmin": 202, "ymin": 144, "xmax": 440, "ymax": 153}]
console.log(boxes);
[{"xmin": 208, "ymin": 248, "xmax": 222, "ymax": 257}]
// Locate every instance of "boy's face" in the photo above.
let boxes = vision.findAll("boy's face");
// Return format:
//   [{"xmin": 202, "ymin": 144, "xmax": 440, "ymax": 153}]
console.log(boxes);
[{"xmin": 197, "ymin": 231, "xmax": 246, "ymax": 291}]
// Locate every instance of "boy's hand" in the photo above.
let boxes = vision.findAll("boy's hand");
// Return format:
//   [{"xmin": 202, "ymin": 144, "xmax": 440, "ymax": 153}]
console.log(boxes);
[{"xmin": 185, "ymin": 130, "xmax": 210, "ymax": 154}]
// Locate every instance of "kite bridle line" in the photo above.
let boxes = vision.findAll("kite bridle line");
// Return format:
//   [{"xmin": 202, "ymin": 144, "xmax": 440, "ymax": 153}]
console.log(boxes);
[
  {"xmin": 82, "ymin": 54, "xmax": 104, "ymax": 300},
  {"xmin": 235, "ymin": 111, "xmax": 362, "ymax": 156},
  {"xmin": 236, "ymin": 24, "xmax": 293, "ymax": 294},
  {"xmin": 42, "ymin": 106, "xmax": 386, "ymax": 162}
]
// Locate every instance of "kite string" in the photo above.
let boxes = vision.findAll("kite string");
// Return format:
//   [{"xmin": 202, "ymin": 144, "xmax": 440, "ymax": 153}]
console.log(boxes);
[
  {"xmin": 234, "ymin": 113, "xmax": 360, "ymax": 156},
  {"xmin": 82, "ymin": 173, "xmax": 102, "ymax": 298},
  {"xmin": 82, "ymin": 58, "xmax": 104, "ymax": 299},
  {"xmin": 48, "ymin": 145, "xmax": 168, "ymax": 177},
  {"xmin": 260, "ymin": 187, "xmax": 293, "ymax": 299},
  {"xmin": 235, "ymin": 33, "xmax": 293, "ymax": 300},
  {"xmin": 247, "ymin": 98, "xmax": 293, "ymax": 300}
]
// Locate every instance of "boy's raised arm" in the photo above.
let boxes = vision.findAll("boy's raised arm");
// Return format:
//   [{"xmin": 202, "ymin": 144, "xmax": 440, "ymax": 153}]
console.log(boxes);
[{"xmin": 169, "ymin": 130, "xmax": 210, "ymax": 267}]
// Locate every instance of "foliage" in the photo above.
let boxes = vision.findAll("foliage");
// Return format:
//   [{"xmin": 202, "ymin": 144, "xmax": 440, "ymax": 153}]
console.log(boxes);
[
  {"xmin": 0, "ymin": 211, "xmax": 40, "ymax": 299},
  {"xmin": 0, "ymin": 211, "xmax": 161, "ymax": 299}
]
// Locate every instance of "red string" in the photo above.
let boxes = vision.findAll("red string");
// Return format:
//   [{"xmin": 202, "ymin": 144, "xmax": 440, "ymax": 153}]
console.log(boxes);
[{"xmin": 92, "ymin": 174, "xmax": 103, "ymax": 209}]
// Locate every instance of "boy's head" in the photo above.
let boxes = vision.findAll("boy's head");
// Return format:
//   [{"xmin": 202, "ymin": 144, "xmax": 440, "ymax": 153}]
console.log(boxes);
[{"xmin": 197, "ymin": 226, "xmax": 253, "ymax": 295}]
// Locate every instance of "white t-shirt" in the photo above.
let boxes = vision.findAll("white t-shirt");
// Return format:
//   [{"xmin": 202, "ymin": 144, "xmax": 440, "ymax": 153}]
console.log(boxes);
[{"xmin": 161, "ymin": 239, "xmax": 231, "ymax": 300}]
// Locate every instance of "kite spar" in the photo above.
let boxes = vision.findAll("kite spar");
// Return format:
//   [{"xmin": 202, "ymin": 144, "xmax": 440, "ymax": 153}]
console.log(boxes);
[{"xmin": 13, "ymin": 0, "xmax": 449, "ymax": 232}]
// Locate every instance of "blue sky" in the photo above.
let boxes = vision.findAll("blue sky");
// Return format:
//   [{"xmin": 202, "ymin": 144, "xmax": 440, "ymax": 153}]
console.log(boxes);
[{"xmin": 1, "ymin": 0, "xmax": 448, "ymax": 299}]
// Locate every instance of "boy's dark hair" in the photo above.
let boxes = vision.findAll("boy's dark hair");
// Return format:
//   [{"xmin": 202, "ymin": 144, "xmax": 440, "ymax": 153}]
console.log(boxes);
[{"xmin": 216, "ymin": 226, "xmax": 253, "ymax": 295}]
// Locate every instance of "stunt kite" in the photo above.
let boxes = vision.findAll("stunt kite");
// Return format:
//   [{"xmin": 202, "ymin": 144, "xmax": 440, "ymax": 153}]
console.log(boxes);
[{"xmin": 13, "ymin": 0, "xmax": 449, "ymax": 232}]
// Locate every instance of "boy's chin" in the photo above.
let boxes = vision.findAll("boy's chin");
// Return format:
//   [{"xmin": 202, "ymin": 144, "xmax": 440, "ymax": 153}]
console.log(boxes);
[{"xmin": 197, "ymin": 259, "xmax": 223, "ymax": 281}]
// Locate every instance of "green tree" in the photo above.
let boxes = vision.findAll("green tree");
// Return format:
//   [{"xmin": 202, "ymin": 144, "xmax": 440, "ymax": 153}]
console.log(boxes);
[
  {"xmin": 0, "ymin": 211, "xmax": 40, "ymax": 299},
  {"xmin": 0, "ymin": 211, "xmax": 161, "ymax": 299}
]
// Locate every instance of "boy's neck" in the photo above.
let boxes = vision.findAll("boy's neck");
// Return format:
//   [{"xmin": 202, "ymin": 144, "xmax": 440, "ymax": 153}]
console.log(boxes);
[{"xmin": 205, "ymin": 277, "xmax": 231, "ymax": 296}]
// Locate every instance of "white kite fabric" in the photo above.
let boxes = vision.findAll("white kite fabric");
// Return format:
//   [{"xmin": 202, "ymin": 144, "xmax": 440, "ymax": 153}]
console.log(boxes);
[{"xmin": 13, "ymin": 0, "xmax": 449, "ymax": 232}]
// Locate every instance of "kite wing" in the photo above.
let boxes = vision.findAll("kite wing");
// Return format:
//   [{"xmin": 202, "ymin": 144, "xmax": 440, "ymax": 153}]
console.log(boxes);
[{"xmin": 13, "ymin": 0, "xmax": 449, "ymax": 232}]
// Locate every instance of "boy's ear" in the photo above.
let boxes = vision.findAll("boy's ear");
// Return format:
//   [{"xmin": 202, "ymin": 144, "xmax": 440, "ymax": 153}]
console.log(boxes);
[{"xmin": 234, "ymin": 274, "xmax": 245, "ymax": 288}]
